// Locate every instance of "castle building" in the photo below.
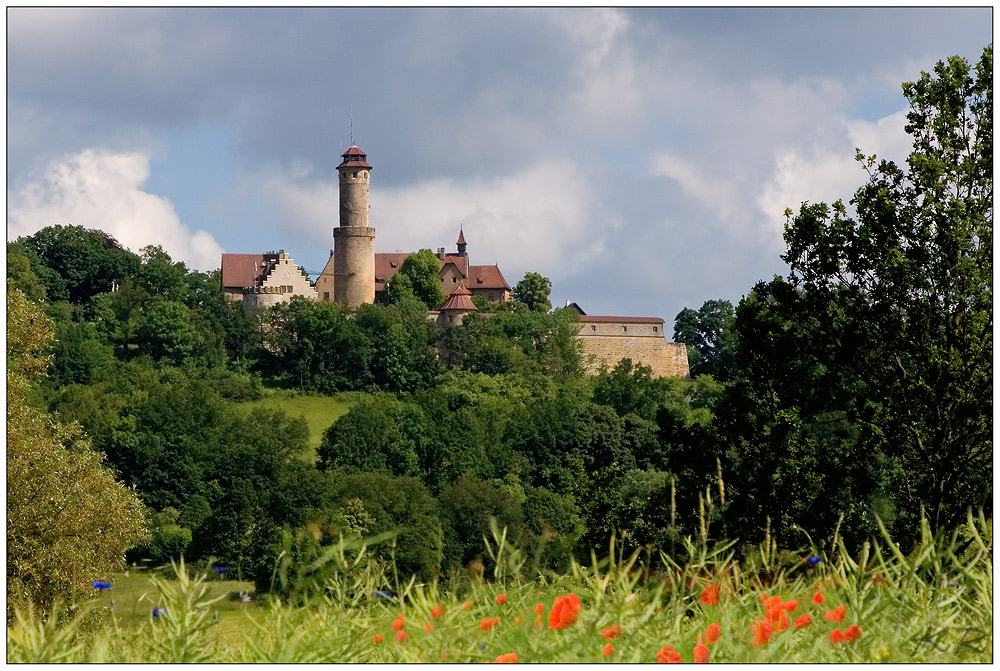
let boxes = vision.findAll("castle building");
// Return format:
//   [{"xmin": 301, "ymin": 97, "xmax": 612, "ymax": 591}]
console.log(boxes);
[
  {"xmin": 315, "ymin": 146, "xmax": 376, "ymax": 307},
  {"xmin": 220, "ymin": 250, "xmax": 316, "ymax": 309},
  {"xmin": 576, "ymin": 313, "xmax": 689, "ymax": 378}
]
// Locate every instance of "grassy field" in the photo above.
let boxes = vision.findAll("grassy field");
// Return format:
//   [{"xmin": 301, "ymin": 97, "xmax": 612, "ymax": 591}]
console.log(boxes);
[
  {"xmin": 7, "ymin": 512, "xmax": 992, "ymax": 663},
  {"xmin": 240, "ymin": 390, "xmax": 354, "ymax": 460}
]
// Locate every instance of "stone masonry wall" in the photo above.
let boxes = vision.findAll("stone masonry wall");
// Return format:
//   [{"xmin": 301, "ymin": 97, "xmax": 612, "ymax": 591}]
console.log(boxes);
[{"xmin": 577, "ymin": 319, "xmax": 689, "ymax": 378}]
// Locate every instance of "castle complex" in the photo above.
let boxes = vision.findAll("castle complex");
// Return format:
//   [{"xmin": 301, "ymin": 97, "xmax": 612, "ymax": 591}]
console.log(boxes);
[{"xmin": 220, "ymin": 145, "xmax": 689, "ymax": 379}]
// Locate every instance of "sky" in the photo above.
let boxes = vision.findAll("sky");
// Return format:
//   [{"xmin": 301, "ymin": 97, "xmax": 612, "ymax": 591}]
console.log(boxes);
[{"xmin": 6, "ymin": 6, "xmax": 993, "ymax": 323}]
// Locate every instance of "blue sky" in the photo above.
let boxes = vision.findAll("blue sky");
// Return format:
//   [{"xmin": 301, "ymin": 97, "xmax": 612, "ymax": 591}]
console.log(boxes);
[{"xmin": 6, "ymin": 6, "xmax": 992, "ymax": 322}]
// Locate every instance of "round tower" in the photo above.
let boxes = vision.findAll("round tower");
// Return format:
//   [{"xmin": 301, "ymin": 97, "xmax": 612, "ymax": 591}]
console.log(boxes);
[{"xmin": 333, "ymin": 145, "xmax": 376, "ymax": 306}]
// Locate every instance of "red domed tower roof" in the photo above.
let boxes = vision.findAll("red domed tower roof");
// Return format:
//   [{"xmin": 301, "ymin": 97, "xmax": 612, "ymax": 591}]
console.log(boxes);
[
  {"xmin": 339, "ymin": 145, "xmax": 372, "ymax": 169},
  {"xmin": 438, "ymin": 283, "xmax": 477, "ymax": 312}
]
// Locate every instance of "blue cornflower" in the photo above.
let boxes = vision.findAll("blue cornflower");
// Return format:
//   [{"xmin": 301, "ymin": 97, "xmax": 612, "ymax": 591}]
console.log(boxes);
[
  {"xmin": 373, "ymin": 590, "xmax": 393, "ymax": 598},
  {"xmin": 214, "ymin": 566, "xmax": 228, "ymax": 575},
  {"xmin": 92, "ymin": 581, "xmax": 111, "ymax": 590},
  {"xmin": 807, "ymin": 555, "xmax": 822, "ymax": 565},
  {"xmin": 153, "ymin": 607, "xmax": 166, "ymax": 618}
]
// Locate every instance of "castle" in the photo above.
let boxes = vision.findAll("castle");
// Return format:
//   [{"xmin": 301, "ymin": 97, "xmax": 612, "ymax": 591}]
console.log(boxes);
[{"xmin": 220, "ymin": 145, "xmax": 689, "ymax": 378}]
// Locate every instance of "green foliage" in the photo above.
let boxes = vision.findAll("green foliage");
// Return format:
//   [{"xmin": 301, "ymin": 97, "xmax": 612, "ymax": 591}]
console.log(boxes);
[
  {"xmin": 392, "ymin": 249, "xmax": 446, "ymax": 310},
  {"xmin": 512, "ymin": 271, "xmax": 552, "ymax": 312},
  {"xmin": 7, "ymin": 290, "xmax": 149, "ymax": 615},
  {"xmin": 17, "ymin": 225, "xmax": 141, "ymax": 304},
  {"xmin": 317, "ymin": 394, "xmax": 425, "ymax": 477},
  {"xmin": 7, "ymin": 242, "xmax": 48, "ymax": 303},
  {"xmin": 725, "ymin": 46, "xmax": 993, "ymax": 545},
  {"xmin": 437, "ymin": 475, "xmax": 525, "ymax": 574},
  {"xmin": 673, "ymin": 299, "xmax": 737, "ymax": 380}
]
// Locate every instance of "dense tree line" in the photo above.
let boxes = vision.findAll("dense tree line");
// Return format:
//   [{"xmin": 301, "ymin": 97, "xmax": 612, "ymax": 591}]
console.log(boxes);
[{"xmin": 7, "ymin": 47, "xmax": 991, "ymax": 609}]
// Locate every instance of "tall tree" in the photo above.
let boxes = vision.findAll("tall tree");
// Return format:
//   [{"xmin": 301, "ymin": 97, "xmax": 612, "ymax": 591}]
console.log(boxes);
[
  {"xmin": 728, "ymin": 46, "xmax": 992, "ymax": 538},
  {"xmin": 673, "ymin": 299, "xmax": 736, "ymax": 380},
  {"xmin": 513, "ymin": 271, "xmax": 552, "ymax": 312},
  {"xmin": 394, "ymin": 249, "xmax": 446, "ymax": 310}
]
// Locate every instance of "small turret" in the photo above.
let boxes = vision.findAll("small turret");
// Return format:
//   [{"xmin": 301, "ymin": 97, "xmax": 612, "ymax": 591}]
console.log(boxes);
[{"xmin": 456, "ymin": 227, "xmax": 467, "ymax": 257}]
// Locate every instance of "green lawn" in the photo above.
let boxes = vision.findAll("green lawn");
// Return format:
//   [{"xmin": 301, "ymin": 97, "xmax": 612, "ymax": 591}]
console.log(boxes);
[{"xmin": 241, "ymin": 390, "xmax": 355, "ymax": 460}]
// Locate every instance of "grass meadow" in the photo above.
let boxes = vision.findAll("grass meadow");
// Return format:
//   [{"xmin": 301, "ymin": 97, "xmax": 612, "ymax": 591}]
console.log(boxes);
[
  {"xmin": 240, "ymin": 390, "xmax": 354, "ymax": 459},
  {"xmin": 7, "ymin": 510, "xmax": 991, "ymax": 663}
]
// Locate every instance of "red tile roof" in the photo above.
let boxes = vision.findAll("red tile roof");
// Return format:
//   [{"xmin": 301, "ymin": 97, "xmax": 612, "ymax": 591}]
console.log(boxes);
[
  {"xmin": 468, "ymin": 265, "xmax": 511, "ymax": 290},
  {"xmin": 579, "ymin": 315, "xmax": 665, "ymax": 324},
  {"xmin": 221, "ymin": 253, "xmax": 273, "ymax": 288},
  {"xmin": 457, "ymin": 229, "xmax": 467, "ymax": 245},
  {"xmin": 339, "ymin": 145, "xmax": 372, "ymax": 169},
  {"xmin": 438, "ymin": 283, "xmax": 477, "ymax": 311},
  {"xmin": 374, "ymin": 253, "xmax": 411, "ymax": 286}
]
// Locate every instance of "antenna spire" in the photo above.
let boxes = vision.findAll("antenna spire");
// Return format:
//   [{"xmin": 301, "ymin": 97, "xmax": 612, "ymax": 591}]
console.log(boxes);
[{"xmin": 350, "ymin": 105, "xmax": 354, "ymax": 146}]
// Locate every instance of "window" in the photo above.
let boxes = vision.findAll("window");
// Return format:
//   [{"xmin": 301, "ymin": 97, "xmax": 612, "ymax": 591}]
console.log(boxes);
[
  {"xmin": 489, "ymin": 292, "xmax": 495, "ymax": 301},
  {"xmin": 452, "ymin": 277, "xmax": 457, "ymax": 283},
  {"xmin": 623, "ymin": 326, "xmax": 627, "ymax": 332},
  {"xmin": 591, "ymin": 325, "xmax": 596, "ymax": 331},
  {"xmin": 323, "ymin": 292, "xmax": 330, "ymax": 300},
  {"xmin": 653, "ymin": 327, "xmax": 658, "ymax": 332}
]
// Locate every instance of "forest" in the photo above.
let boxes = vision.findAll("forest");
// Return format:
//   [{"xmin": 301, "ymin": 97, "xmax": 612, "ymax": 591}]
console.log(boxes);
[{"xmin": 7, "ymin": 46, "xmax": 992, "ymax": 618}]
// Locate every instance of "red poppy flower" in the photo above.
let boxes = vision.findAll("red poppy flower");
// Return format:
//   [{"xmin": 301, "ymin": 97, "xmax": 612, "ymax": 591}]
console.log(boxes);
[
  {"xmin": 762, "ymin": 596, "xmax": 782, "ymax": 610},
  {"xmin": 534, "ymin": 614, "xmax": 543, "ymax": 629},
  {"xmin": 782, "ymin": 600, "xmax": 799, "ymax": 612},
  {"xmin": 430, "ymin": 604, "xmax": 445, "ymax": 619},
  {"xmin": 843, "ymin": 624, "xmax": 862, "ymax": 642},
  {"xmin": 693, "ymin": 634, "xmax": 710, "ymax": 663},
  {"xmin": 601, "ymin": 624, "xmax": 621, "ymax": 640},
  {"xmin": 514, "ymin": 615, "xmax": 522, "ymax": 625},
  {"xmin": 824, "ymin": 604, "xmax": 846, "ymax": 623},
  {"xmin": 494, "ymin": 653, "xmax": 518, "ymax": 663},
  {"xmin": 704, "ymin": 622, "xmax": 720, "ymax": 645},
  {"xmin": 812, "ymin": 591, "xmax": 825, "ymax": 605},
  {"xmin": 655, "ymin": 645, "xmax": 683, "ymax": 663},
  {"xmin": 391, "ymin": 616, "xmax": 405, "ymax": 631},
  {"xmin": 394, "ymin": 629, "xmax": 407, "ymax": 644},
  {"xmin": 439, "ymin": 653, "xmax": 447, "ymax": 661},
  {"xmin": 423, "ymin": 622, "xmax": 433, "ymax": 634},
  {"xmin": 462, "ymin": 601, "xmax": 472, "ymax": 611},
  {"xmin": 828, "ymin": 628, "xmax": 845, "ymax": 644},
  {"xmin": 750, "ymin": 620, "xmax": 773, "ymax": 647},
  {"xmin": 371, "ymin": 633, "xmax": 384, "ymax": 644},
  {"xmin": 481, "ymin": 617, "xmax": 500, "ymax": 632},
  {"xmin": 548, "ymin": 593, "xmax": 582, "ymax": 630},
  {"xmin": 534, "ymin": 603, "xmax": 544, "ymax": 614},
  {"xmin": 773, "ymin": 611, "xmax": 789, "ymax": 633},
  {"xmin": 793, "ymin": 613, "xmax": 812, "ymax": 629},
  {"xmin": 602, "ymin": 642, "xmax": 614, "ymax": 656},
  {"xmin": 495, "ymin": 593, "xmax": 508, "ymax": 605},
  {"xmin": 700, "ymin": 584, "xmax": 720, "ymax": 606}
]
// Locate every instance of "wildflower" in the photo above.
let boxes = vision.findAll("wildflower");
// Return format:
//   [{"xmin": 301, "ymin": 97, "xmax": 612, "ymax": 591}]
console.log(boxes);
[
  {"xmin": 655, "ymin": 645, "xmax": 683, "ymax": 663},
  {"xmin": 793, "ymin": 613, "xmax": 812, "ymax": 629},
  {"xmin": 394, "ymin": 629, "xmax": 407, "ymax": 644},
  {"xmin": 762, "ymin": 595, "xmax": 782, "ymax": 610},
  {"xmin": 824, "ymin": 604, "xmax": 846, "ymax": 623},
  {"xmin": 758, "ymin": 592, "xmax": 769, "ymax": 603},
  {"xmin": 548, "ymin": 593, "xmax": 582, "ymax": 630},
  {"xmin": 371, "ymin": 633, "xmax": 384, "ymax": 644},
  {"xmin": 92, "ymin": 581, "xmax": 111, "ymax": 590},
  {"xmin": 704, "ymin": 622, "xmax": 720, "ymax": 645},
  {"xmin": 812, "ymin": 591, "xmax": 824, "ymax": 605},
  {"xmin": 214, "ymin": 566, "xmax": 228, "ymax": 575},
  {"xmin": 430, "ymin": 603, "xmax": 446, "ymax": 619},
  {"xmin": 534, "ymin": 614, "xmax": 543, "ymax": 628},
  {"xmin": 844, "ymin": 624, "xmax": 862, "ymax": 642},
  {"xmin": 494, "ymin": 653, "xmax": 518, "ymax": 663},
  {"xmin": 514, "ymin": 615, "xmax": 521, "ymax": 625},
  {"xmin": 391, "ymin": 615, "xmax": 405, "ymax": 631},
  {"xmin": 750, "ymin": 620, "xmax": 773, "ymax": 647},
  {"xmin": 693, "ymin": 635, "xmax": 710, "ymax": 664},
  {"xmin": 534, "ymin": 603, "xmax": 544, "ymax": 614},
  {"xmin": 699, "ymin": 584, "xmax": 720, "ymax": 606},
  {"xmin": 828, "ymin": 628, "xmax": 845, "ymax": 644},
  {"xmin": 152, "ymin": 607, "xmax": 166, "ymax": 619},
  {"xmin": 807, "ymin": 555, "xmax": 822, "ymax": 565},
  {"xmin": 374, "ymin": 590, "xmax": 393, "ymax": 598},
  {"xmin": 495, "ymin": 593, "xmax": 508, "ymax": 605},
  {"xmin": 601, "ymin": 624, "xmax": 621, "ymax": 640},
  {"xmin": 439, "ymin": 653, "xmax": 447, "ymax": 660},
  {"xmin": 773, "ymin": 611, "xmax": 789, "ymax": 633},
  {"xmin": 424, "ymin": 622, "xmax": 434, "ymax": 634},
  {"xmin": 782, "ymin": 600, "xmax": 798, "ymax": 612},
  {"xmin": 481, "ymin": 617, "xmax": 500, "ymax": 632},
  {"xmin": 603, "ymin": 643, "xmax": 614, "ymax": 656},
  {"xmin": 462, "ymin": 601, "xmax": 473, "ymax": 611}
]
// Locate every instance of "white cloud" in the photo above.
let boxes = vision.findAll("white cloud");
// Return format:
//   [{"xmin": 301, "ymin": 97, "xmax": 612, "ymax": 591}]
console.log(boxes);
[
  {"xmin": 261, "ymin": 159, "xmax": 608, "ymax": 282},
  {"xmin": 7, "ymin": 148, "xmax": 223, "ymax": 271},
  {"xmin": 757, "ymin": 109, "xmax": 911, "ymax": 244}
]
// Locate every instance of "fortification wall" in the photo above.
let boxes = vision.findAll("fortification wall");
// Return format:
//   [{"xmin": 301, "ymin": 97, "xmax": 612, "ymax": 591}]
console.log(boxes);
[{"xmin": 576, "ymin": 319, "xmax": 689, "ymax": 378}]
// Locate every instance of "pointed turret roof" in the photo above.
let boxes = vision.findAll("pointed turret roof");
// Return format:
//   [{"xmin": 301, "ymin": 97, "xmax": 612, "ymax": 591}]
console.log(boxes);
[
  {"xmin": 438, "ymin": 283, "xmax": 477, "ymax": 312},
  {"xmin": 457, "ymin": 228, "xmax": 467, "ymax": 245}
]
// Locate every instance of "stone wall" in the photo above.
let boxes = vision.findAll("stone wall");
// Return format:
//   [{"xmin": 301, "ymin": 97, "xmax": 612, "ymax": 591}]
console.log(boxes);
[
  {"xmin": 576, "ymin": 316, "xmax": 689, "ymax": 378},
  {"xmin": 243, "ymin": 251, "xmax": 316, "ymax": 309}
]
